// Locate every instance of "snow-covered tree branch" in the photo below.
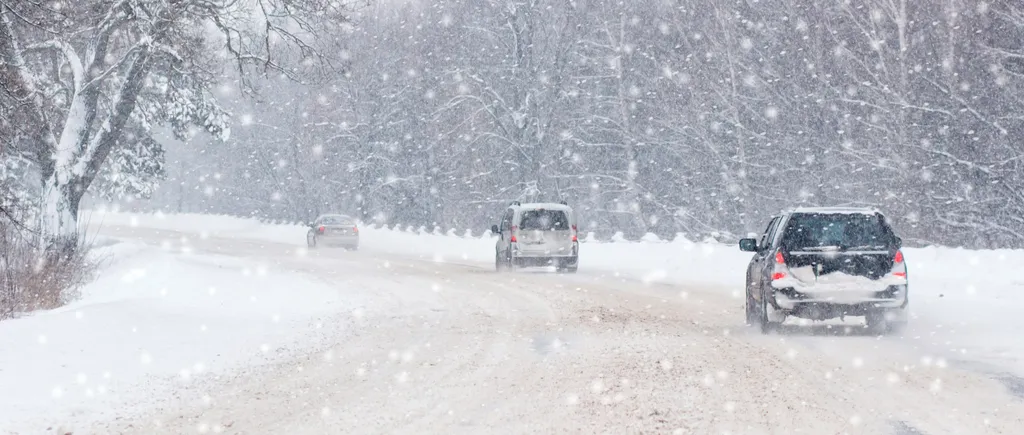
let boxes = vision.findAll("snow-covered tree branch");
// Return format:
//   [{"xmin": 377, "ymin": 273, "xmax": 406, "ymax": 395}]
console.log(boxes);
[{"xmin": 0, "ymin": 0, "xmax": 347, "ymax": 256}]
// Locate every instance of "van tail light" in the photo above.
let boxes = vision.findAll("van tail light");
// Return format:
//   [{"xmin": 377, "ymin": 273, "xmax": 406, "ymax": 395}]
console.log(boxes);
[
  {"xmin": 318, "ymin": 226, "xmax": 325, "ymax": 234},
  {"xmin": 353, "ymin": 226, "xmax": 359, "ymax": 233},
  {"xmin": 510, "ymin": 225, "xmax": 517, "ymax": 243},
  {"xmin": 571, "ymin": 224, "xmax": 578, "ymax": 242},
  {"xmin": 772, "ymin": 250, "xmax": 788, "ymax": 281},
  {"xmin": 892, "ymin": 250, "xmax": 907, "ymax": 278}
]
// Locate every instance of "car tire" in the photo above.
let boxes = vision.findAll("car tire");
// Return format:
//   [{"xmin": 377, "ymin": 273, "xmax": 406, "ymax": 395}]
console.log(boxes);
[
  {"xmin": 745, "ymin": 287, "xmax": 757, "ymax": 326},
  {"xmin": 554, "ymin": 256, "xmax": 577, "ymax": 273},
  {"xmin": 307, "ymin": 234, "xmax": 317, "ymax": 249},
  {"xmin": 759, "ymin": 286, "xmax": 778, "ymax": 334},
  {"xmin": 886, "ymin": 320, "xmax": 907, "ymax": 334},
  {"xmin": 497, "ymin": 250, "xmax": 514, "ymax": 272},
  {"xmin": 866, "ymin": 308, "xmax": 907, "ymax": 334}
]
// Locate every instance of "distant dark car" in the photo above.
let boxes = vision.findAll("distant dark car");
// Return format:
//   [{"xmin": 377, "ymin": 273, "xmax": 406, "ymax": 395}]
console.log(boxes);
[
  {"xmin": 738, "ymin": 207, "xmax": 908, "ymax": 334},
  {"xmin": 307, "ymin": 214, "xmax": 359, "ymax": 250}
]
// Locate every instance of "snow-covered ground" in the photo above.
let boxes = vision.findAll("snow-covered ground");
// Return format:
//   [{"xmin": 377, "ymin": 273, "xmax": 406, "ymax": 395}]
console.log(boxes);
[
  {"xmin": 0, "ymin": 234, "xmax": 360, "ymax": 433},
  {"xmin": 83, "ymin": 209, "xmax": 1024, "ymax": 377},
  {"xmin": 3, "ymin": 210, "xmax": 1023, "ymax": 433}
]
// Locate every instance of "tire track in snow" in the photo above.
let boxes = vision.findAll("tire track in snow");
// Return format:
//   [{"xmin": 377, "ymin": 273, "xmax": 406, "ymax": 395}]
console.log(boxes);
[{"xmin": 88, "ymin": 225, "xmax": 1024, "ymax": 435}]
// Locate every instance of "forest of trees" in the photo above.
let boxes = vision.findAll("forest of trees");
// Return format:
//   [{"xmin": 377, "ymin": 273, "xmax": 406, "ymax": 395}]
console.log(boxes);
[{"xmin": 7, "ymin": 0, "xmax": 1024, "ymax": 249}]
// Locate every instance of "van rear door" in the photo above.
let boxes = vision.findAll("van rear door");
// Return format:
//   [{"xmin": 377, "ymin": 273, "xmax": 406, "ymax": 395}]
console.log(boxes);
[{"xmin": 517, "ymin": 209, "xmax": 574, "ymax": 255}]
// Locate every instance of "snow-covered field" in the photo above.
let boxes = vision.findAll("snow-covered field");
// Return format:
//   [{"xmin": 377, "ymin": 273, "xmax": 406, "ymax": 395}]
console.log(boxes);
[
  {"xmin": 2, "ymin": 210, "xmax": 1023, "ymax": 433},
  {"xmin": 0, "ymin": 231, "xmax": 362, "ymax": 432}
]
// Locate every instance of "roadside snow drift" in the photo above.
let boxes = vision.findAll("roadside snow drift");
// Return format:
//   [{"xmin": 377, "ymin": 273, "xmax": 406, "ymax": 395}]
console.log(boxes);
[{"xmin": 0, "ymin": 238, "xmax": 349, "ymax": 432}]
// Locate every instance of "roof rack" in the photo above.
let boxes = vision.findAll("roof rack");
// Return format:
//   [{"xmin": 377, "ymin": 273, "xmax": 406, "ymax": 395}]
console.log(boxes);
[
  {"xmin": 789, "ymin": 206, "xmax": 881, "ymax": 215},
  {"xmin": 558, "ymin": 200, "xmax": 568, "ymax": 205},
  {"xmin": 510, "ymin": 201, "xmax": 521, "ymax": 206}
]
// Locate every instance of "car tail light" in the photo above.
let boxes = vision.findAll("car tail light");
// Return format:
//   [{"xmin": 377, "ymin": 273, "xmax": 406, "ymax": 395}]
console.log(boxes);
[
  {"xmin": 772, "ymin": 250, "xmax": 787, "ymax": 280},
  {"xmin": 892, "ymin": 250, "xmax": 907, "ymax": 278},
  {"xmin": 571, "ymin": 224, "xmax": 578, "ymax": 242},
  {"xmin": 353, "ymin": 226, "xmax": 359, "ymax": 233},
  {"xmin": 318, "ymin": 225, "xmax": 325, "ymax": 234},
  {"xmin": 510, "ymin": 225, "xmax": 517, "ymax": 243}
]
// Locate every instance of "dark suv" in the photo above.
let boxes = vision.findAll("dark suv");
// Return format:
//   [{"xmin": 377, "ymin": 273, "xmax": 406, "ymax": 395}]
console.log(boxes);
[{"xmin": 739, "ymin": 207, "xmax": 908, "ymax": 334}]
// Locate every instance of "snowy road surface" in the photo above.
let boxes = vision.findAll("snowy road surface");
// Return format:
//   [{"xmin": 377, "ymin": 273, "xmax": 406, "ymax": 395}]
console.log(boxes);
[{"xmin": 5, "ymin": 219, "xmax": 1024, "ymax": 434}]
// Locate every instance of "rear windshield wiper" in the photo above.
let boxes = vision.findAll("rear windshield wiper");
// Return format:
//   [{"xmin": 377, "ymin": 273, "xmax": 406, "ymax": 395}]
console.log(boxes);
[
  {"xmin": 795, "ymin": 245, "xmax": 842, "ymax": 251},
  {"xmin": 841, "ymin": 245, "xmax": 887, "ymax": 251}
]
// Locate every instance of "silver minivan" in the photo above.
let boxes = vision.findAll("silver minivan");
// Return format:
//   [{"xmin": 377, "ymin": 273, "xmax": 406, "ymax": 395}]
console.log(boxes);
[{"xmin": 491, "ymin": 202, "xmax": 579, "ymax": 273}]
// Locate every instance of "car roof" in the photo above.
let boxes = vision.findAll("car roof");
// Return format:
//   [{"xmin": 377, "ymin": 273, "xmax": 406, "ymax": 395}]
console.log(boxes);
[
  {"xmin": 787, "ymin": 206, "xmax": 882, "ymax": 216},
  {"xmin": 511, "ymin": 202, "xmax": 573, "ymax": 212},
  {"xmin": 318, "ymin": 214, "xmax": 354, "ymax": 220}
]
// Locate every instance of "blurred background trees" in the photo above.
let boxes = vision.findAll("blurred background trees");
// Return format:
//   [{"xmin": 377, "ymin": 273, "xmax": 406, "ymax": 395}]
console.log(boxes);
[{"xmin": 8, "ymin": 0, "xmax": 1024, "ymax": 248}]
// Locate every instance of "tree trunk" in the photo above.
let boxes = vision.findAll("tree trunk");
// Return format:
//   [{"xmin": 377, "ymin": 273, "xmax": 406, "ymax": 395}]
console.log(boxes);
[
  {"xmin": 39, "ymin": 175, "xmax": 81, "ymax": 258},
  {"xmin": 615, "ymin": 13, "xmax": 648, "ymax": 237}
]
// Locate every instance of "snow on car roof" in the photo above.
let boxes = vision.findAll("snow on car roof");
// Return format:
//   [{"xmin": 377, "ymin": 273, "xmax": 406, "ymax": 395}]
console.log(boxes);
[
  {"xmin": 318, "ymin": 214, "xmax": 354, "ymax": 220},
  {"xmin": 788, "ymin": 206, "xmax": 881, "ymax": 215},
  {"xmin": 513, "ymin": 202, "xmax": 573, "ymax": 211}
]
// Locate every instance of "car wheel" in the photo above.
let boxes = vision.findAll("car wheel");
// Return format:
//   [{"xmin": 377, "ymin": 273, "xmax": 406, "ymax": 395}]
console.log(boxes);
[
  {"xmin": 866, "ymin": 308, "xmax": 907, "ymax": 334},
  {"xmin": 495, "ymin": 252, "xmax": 505, "ymax": 272},
  {"xmin": 745, "ymin": 287, "xmax": 757, "ymax": 326},
  {"xmin": 567, "ymin": 256, "xmax": 579, "ymax": 273},
  {"xmin": 307, "ymin": 234, "xmax": 317, "ymax": 248},
  {"xmin": 758, "ymin": 286, "xmax": 777, "ymax": 334},
  {"xmin": 886, "ymin": 319, "xmax": 907, "ymax": 334},
  {"xmin": 865, "ymin": 310, "xmax": 886, "ymax": 333}
]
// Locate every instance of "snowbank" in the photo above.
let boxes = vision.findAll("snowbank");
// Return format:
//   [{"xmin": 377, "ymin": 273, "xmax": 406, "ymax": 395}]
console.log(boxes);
[
  {"xmin": 0, "ymin": 238, "xmax": 352, "ymax": 431},
  {"xmin": 82, "ymin": 209, "xmax": 304, "ymax": 246}
]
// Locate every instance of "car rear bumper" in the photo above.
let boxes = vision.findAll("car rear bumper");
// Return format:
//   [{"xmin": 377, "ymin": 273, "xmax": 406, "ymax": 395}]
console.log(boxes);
[
  {"xmin": 319, "ymin": 235, "xmax": 359, "ymax": 246},
  {"xmin": 513, "ymin": 241, "xmax": 578, "ymax": 257},
  {"xmin": 512, "ymin": 255, "xmax": 578, "ymax": 268},
  {"xmin": 771, "ymin": 284, "xmax": 908, "ymax": 312},
  {"xmin": 513, "ymin": 252, "xmax": 576, "ymax": 258}
]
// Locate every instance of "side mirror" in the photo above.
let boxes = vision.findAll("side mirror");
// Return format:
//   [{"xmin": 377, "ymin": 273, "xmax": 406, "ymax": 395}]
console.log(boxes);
[
  {"xmin": 895, "ymin": 237, "xmax": 903, "ymax": 249},
  {"xmin": 308, "ymin": 222, "xmax": 315, "ymax": 228},
  {"xmin": 491, "ymin": 225, "xmax": 500, "ymax": 234},
  {"xmin": 738, "ymin": 238, "xmax": 758, "ymax": 252}
]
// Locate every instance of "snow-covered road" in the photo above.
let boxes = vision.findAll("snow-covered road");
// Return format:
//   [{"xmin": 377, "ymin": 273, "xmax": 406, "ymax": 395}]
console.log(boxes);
[{"xmin": 46, "ymin": 223, "xmax": 1023, "ymax": 435}]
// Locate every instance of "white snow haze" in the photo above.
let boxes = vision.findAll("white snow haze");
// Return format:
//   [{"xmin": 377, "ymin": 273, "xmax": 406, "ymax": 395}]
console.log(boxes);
[{"xmin": 3, "ymin": 0, "xmax": 1024, "ymax": 434}]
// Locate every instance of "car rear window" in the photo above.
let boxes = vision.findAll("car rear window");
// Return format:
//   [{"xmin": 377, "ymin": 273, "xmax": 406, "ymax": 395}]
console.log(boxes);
[
  {"xmin": 519, "ymin": 210, "xmax": 570, "ymax": 231},
  {"xmin": 780, "ymin": 213, "xmax": 894, "ymax": 251},
  {"xmin": 321, "ymin": 216, "xmax": 351, "ymax": 225}
]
